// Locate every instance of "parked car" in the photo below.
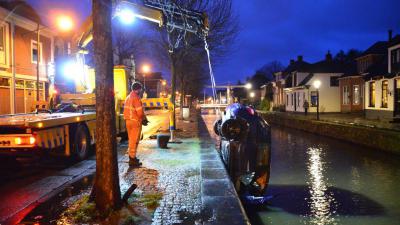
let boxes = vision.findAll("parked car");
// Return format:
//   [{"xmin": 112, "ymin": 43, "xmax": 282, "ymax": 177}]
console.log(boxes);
[{"xmin": 214, "ymin": 103, "xmax": 271, "ymax": 199}]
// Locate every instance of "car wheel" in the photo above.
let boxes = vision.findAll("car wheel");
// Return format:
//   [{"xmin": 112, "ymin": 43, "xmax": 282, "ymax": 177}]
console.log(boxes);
[{"xmin": 72, "ymin": 125, "xmax": 90, "ymax": 161}]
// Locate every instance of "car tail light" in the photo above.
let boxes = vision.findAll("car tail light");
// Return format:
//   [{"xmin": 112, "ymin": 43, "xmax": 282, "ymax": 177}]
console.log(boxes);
[
  {"xmin": 15, "ymin": 137, "xmax": 22, "ymax": 145},
  {"xmin": 29, "ymin": 137, "xmax": 36, "ymax": 145},
  {"xmin": 13, "ymin": 136, "xmax": 36, "ymax": 146}
]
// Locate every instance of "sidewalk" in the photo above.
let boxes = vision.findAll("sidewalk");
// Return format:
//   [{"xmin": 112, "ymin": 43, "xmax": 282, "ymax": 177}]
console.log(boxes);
[
  {"xmin": 118, "ymin": 110, "xmax": 249, "ymax": 225},
  {"xmin": 263, "ymin": 111, "xmax": 400, "ymax": 131}
]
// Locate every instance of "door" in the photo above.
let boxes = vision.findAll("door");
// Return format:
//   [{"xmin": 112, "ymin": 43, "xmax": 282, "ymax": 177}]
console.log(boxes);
[
  {"xmin": 294, "ymin": 92, "xmax": 297, "ymax": 111},
  {"xmin": 395, "ymin": 79, "xmax": 400, "ymax": 117}
]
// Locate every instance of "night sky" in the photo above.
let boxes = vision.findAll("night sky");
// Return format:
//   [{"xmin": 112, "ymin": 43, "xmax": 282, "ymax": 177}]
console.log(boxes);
[{"xmin": 28, "ymin": 0, "xmax": 400, "ymax": 85}]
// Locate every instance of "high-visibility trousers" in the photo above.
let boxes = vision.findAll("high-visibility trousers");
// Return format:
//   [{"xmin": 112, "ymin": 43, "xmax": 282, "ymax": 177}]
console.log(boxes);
[{"xmin": 126, "ymin": 119, "xmax": 142, "ymax": 159}]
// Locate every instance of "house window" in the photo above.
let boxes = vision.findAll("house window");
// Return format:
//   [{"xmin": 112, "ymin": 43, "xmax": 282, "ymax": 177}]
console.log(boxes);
[
  {"xmin": 292, "ymin": 93, "xmax": 294, "ymax": 105},
  {"xmin": 293, "ymin": 74, "xmax": 297, "ymax": 86},
  {"xmin": 286, "ymin": 94, "xmax": 288, "ymax": 106},
  {"xmin": 343, "ymin": 85, "xmax": 349, "ymax": 105},
  {"xmin": 330, "ymin": 76, "xmax": 339, "ymax": 87},
  {"xmin": 298, "ymin": 93, "xmax": 301, "ymax": 107},
  {"xmin": 311, "ymin": 91, "xmax": 318, "ymax": 107},
  {"xmin": 0, "ymin": 77, "xmax": 10, "ymax": 87},
  {"xmin": 31, "ymin": 40, "xmax": 43, "ymax": 64},
  {"xmin": 353, "ymin": 85, "xmax": 360, "ymax": 105},
  {"xmin": 382, "ymin": 80, "xmax": 388, "ymax": 108},
  {"xmin": 0, "ymin": 23, "xmax": 9, "ymax": 67},
  {"xmin": 369, "ymin": 82, "xmax": 375, "ymax": 107}
]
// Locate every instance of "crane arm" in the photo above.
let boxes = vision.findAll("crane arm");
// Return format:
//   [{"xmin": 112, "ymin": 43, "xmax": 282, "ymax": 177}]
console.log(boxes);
[{"xmin": 71, "ymin": 1, "xmax": 209, "ymax": 54}]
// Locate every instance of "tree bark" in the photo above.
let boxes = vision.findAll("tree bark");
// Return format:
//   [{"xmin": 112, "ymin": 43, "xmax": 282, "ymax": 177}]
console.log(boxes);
[{"xmin": 92, "ymin": 0, "xmax": 121, "ymax": 214}]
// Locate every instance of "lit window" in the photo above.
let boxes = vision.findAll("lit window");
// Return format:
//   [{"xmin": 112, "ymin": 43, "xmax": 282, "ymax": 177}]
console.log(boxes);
[
  {"xmin": 369, "ymin": 82, "xmax": 375, "ymax": 107},
  {"xmin": 343, "ymin": 86, "xmax": 349, "ymax": 105},
  {"xmin": 382, "ymin": 80, "xmax": 388, "ymax": 108},
  {"xmin": 353, "ymin": 85, "xmax": 360, "ymax": 105}
]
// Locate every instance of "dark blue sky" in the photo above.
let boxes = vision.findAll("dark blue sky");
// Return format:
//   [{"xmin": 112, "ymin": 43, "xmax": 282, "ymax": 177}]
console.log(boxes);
[{"xmin": 29, "ymin": 0, "xmax": 400, "ymax": 84}]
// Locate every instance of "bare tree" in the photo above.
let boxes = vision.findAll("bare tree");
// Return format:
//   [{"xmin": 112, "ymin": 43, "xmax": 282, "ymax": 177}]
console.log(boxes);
[
  {"xmin": 151, "ymin": 0, "xmax": 239, "ymax": 116},
  {"xmin": 92, "ymin": 0, "xmax": 121, "ymax": 213},
  {"xmin": 112, "ymin": 22, "xmax": 150, "ymax": 65}
]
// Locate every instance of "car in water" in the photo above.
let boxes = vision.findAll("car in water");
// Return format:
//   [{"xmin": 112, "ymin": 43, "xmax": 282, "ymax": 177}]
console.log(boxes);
[{"xmin": 214, "ymin": 103, "xmax": 271, "ymax": 201}]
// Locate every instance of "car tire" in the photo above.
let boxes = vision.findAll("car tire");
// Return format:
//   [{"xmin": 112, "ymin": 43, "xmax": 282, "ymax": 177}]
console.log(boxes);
[{"xmin": 72, "ymin": 125, "xmax": 91, "ymax": 161}]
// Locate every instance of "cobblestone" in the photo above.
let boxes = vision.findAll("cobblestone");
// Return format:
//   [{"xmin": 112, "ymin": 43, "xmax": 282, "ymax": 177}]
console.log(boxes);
[{"xmin": 118, "ymin": 111, "xmax": 203, "ymax": 225}]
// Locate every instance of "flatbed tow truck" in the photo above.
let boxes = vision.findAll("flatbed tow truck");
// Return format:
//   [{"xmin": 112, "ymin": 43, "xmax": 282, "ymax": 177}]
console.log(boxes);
[{"xmin": 0, "ymin": 0, "xmax": 208, "ymax": 160}]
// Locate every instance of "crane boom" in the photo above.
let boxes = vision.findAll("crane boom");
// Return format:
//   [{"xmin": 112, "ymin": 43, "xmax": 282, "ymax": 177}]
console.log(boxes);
[{"xmin": 71, "ymin": 0, "xmax": 208, "ymax": 54}]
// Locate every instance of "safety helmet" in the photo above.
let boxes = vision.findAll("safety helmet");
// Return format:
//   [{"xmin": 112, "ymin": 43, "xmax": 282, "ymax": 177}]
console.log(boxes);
[{"xmin": 131, "ymin": 81, "xmax": 143, "ymax": 91}]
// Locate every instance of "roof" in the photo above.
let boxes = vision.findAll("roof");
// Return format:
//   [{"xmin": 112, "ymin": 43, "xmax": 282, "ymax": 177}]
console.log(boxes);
[
  {"xmin": 357, "ymin": 41, "xmax": 388, "ymax": 58},
  {"xmin": 307, "ymin": 60, "xmax": 352, "ymax": 74},
  {"xmin": 388, "ymin": 35, "xmax": 400, "ymax": 48},
  {"xmin": 283, "ymin": 60, "xmax": 310, "ymax": 74},
  {"xmin": 0, "ymin": 1, "xmax": 42, "ymax": 24},
  {"xmin": 362, "ymin": 57, "xmax": 388, "ymax": 80},
  {"xmin": 339, "ymin": 62, "xmax": 358, "ymax": 78}
]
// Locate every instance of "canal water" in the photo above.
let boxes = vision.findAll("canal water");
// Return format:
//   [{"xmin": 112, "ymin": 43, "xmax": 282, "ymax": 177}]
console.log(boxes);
[{"xmin": 247, "ymin": 125, "xmax": 400, "ymax": 225}]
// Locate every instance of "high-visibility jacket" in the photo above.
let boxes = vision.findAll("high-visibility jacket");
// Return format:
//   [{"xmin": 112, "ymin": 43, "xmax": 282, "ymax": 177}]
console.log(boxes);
[{"xmin": 124, "ymin": 91, "xmax": 144, "ymax": 122}]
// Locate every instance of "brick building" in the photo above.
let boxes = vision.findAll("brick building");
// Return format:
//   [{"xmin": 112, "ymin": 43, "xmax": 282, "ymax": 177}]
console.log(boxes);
[
  {"xmin": 0, "ymin": 2, "xmax": 57, "ymax": 115},
  {"xmin": 339, "ymin": 40, "xmax": 387, "ymax": 113}
]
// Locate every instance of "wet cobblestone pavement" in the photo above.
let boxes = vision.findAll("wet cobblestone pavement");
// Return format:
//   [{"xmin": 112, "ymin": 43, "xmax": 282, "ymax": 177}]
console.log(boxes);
[
  {"xmin": 118, "ymin": 112, "xmax": 203, "ymax": 225},
  {"xmin": 117, "ymin": 110, "xmax": 248, "ymax": 225}
]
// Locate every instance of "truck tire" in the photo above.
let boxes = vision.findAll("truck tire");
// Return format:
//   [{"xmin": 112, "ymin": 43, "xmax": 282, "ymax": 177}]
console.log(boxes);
[{"xmin": 72, "ymin": 125, "xmax": 90, "ymax": 161}]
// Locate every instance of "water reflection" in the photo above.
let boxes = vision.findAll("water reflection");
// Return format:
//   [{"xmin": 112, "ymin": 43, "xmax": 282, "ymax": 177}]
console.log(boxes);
[{"xmin": 306, "ymin": 147, "xmax": 336, "ymax": 225}]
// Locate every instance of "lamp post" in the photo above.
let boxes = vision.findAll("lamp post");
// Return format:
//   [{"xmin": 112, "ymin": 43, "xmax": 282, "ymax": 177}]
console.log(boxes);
[
  {"xmin": 141, "ymin": 64, "xmax": 150, "ymax": 98},
  {"xmin": 142, "ymin": 64, "xmax": 150, "ymax": 88},
  {"xmin": 313, "ymin": 80, "xmax": 321, "ymax": 120}
]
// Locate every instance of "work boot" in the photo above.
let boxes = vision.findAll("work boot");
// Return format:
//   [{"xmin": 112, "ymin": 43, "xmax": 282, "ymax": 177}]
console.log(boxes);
[{"xmin": 129, "ymin": 157, "xmax": 142, "ymax": 167}]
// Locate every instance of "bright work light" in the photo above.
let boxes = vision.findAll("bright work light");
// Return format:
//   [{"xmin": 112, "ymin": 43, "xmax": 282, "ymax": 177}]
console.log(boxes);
[
  {"xmin": 117, "ymin": 8, "xmax": 136, "ymax": 24},
  {"xmin": 62, "ymin": 60, "xmax": 80, "ymax": 81}
]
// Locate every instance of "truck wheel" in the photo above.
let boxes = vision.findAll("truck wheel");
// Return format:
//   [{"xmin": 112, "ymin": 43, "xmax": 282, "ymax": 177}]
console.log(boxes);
[{"xmin": 72, "ymin": 125, "xmax": 90, "ymax": 161}]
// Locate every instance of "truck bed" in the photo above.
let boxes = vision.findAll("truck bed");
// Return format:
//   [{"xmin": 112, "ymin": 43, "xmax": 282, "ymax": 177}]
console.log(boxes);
[{"xmin": 0, "ymin": 112, "xmax": 96, "ymax": 129}]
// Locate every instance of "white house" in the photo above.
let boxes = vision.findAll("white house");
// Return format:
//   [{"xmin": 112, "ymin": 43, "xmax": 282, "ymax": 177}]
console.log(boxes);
[
  {"xmin": 365, "ymin": 35, "xmax": 400, "ymax": 120},
  {"xmin": 284, "ymin": 52, "xmax": 350, "ymax": 113},
  {"xmin": 272, "ymin": 56, "xmax": 310, "ymax": 110}
]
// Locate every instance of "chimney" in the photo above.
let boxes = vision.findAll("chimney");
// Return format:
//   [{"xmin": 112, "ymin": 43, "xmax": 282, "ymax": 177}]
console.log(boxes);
[
  {"xmin": 297, "ymin": 55, "xmax": 303, "ymax": 62},
  {"xmin": 290, "ymin": 59, "xmax": 295, "ymax": 65},
  {"xmin": 388, "ymin": 29, "xmax": 393, "ymax": 41},
  {"xmin": 325, "ymin": 50, "xmax": 332, "ymax": 61}
]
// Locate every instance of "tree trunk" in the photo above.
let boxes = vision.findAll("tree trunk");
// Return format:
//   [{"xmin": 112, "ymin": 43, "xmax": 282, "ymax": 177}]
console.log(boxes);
[{"xmin": 92, "ymin": 0, "xmax": 121, "ymax": 214}]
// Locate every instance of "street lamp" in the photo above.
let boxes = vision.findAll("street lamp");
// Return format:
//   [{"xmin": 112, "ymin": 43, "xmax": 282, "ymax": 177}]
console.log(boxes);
[
  {"xmin": 245, "ymin": 83, "xmax": 252, "ymax": 89},
  {"xmin": 56, "ymin": 15, "xmax": 74, "ymax": 32},
  {"xmin": 249, "ymin": 91, "xmax": 255, "ymax": 98},
  {"xmin": 313, "ymin": 80, "xmax": 321, "ymax": 120},
  {"xmin": 141, "ymin": 64, "xmax": 151, "ymax": 92}
]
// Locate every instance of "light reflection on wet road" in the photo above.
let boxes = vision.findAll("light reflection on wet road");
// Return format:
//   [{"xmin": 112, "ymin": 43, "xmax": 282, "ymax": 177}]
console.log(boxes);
[{"xmin": 247, "ymin": 125, "xmax": 400, "ymax": 225}]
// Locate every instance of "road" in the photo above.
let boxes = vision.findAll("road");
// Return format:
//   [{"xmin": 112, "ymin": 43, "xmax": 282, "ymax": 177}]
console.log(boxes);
[{"xmin": 0, "ymin": 109, "xmax": 169, "ymax": 224}]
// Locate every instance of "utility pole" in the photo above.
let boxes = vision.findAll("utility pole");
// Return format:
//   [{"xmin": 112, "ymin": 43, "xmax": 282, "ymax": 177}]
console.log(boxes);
[{"xmin": 36, "ymin": 23, "xmax": 40, "ymax": 102}]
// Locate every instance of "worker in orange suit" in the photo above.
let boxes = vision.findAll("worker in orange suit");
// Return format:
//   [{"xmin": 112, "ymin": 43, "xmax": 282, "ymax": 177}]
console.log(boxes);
[{"xmin": 124, "ymin": 82, "xmax": 148, "ymax": 167}]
